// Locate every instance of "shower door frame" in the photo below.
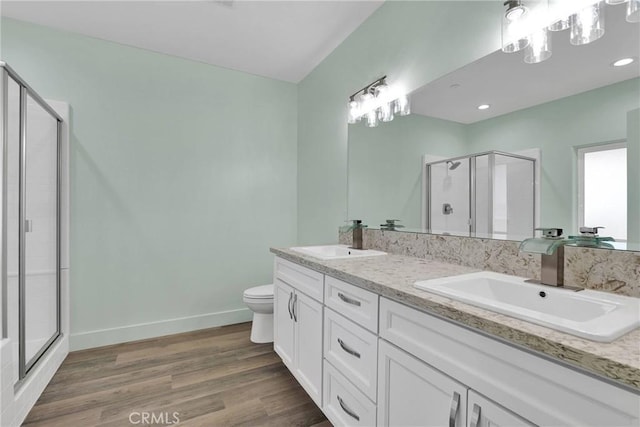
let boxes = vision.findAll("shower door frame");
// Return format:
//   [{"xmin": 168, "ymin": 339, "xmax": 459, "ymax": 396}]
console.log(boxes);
[
  {"xmin": 424, "ymin": 150, "xmax": 536, "ymax": 236},
  {"xmin": 0, "ymin": 62, "xmax": 63, "ymax": 382}
]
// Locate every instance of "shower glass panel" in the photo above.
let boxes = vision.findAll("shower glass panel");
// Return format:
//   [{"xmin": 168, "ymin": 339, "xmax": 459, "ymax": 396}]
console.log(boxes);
[
  {"xmin": 429, "ymin": 159, "xmax": 470, "ymax": 233},
  {"xmin": 426, "ymin": 151, "xmax": 535, "ymax": 238},
  {"xmin": 1, "ymin": 63, "xmax": 62, "ymax": 382},
  {"xmin": 494, "ymin": 153, "xmax": 535, "ymax": 237},
  {"xmin": 23, "ymin": 94, "xmax": 59, "ymax": 370},
  {"xmin": 6, "ymin": 76, "xmax": 21, "ymax": 383}
]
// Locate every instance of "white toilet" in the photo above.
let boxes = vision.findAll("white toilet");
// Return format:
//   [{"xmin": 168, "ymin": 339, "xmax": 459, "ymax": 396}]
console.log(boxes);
[{"xmin": 243, "ymin": 284, "xmax": 274, "ymax": 343}]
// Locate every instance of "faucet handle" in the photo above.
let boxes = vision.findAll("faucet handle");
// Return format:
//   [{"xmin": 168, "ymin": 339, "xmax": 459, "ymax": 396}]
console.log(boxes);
[
  {"xmin": 535, "ymin": 227, "xmax": 563, "ymax": 238},
  {"xmin": 380, "ymin": 219, "xmax": 404, "ymax": 229},
  {"xmin": 346, "ymin": 219, "xmax": 367, "ymax": 229},
  {"xmin": 580, "ymin": 226, "xmax": 604, "ymax": 236}
]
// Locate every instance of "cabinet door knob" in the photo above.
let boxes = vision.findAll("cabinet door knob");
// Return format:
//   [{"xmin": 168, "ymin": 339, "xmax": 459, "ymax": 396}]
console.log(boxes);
[
  {"xmin": 449, "ymin": 391, "xmax": 460, "ymax": 427},
  {"xmin": 470, "ymin": 403, "xmax": 481, "ymax": 427},
  {"xmin": 287, "ymin": 292, "xmax": 293, "ymax": 320},
  {"xmin": 337, "ymin": 338, "xmax": 361, "ymax": 359},
  {"xmin": 337, "ymin": 395, "xmax": 360, "ymax": 421},
  {"xmin": 338, "ymin": 292, "xmax": 361, "ymax": 307}
]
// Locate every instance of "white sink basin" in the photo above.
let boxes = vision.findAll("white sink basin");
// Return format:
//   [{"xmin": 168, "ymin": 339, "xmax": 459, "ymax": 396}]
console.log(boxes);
[
  {"xmin": 291, "ymin": 244, "xmax": 386, "ymax": 260},
  {"xmin": 414, "ymin": 271, "xmax": 640, "ymax": 342}
]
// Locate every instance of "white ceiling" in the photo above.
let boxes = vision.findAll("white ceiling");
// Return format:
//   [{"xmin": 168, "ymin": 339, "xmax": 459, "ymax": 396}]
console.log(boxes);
[
  {"xmin": 411, "ymin": 4, "xmax": 640, "ymax": 124},
  {"xmin": 0, "ymin": 0, "xmax": 383, "ymax": 83}
]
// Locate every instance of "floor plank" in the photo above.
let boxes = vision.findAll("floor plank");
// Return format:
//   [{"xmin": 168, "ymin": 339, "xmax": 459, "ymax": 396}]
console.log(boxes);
[{"xmin": 23, "ymin": 322, "xmax": 330, "ymax": 426}]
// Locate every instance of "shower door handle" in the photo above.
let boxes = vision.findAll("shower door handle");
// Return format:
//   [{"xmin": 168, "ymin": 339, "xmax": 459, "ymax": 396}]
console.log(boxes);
[{"xmin": 24, "ymin": 220, "xmax": 33, "ymax": 233}]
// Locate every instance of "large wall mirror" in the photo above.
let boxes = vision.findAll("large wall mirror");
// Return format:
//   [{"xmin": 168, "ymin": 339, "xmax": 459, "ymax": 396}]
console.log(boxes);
[{"xmin": 348, "ymin": 4, "xmax": 640, "ymax": 250}]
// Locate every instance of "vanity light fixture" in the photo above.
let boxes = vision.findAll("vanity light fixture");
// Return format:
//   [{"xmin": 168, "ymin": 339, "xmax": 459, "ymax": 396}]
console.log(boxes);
[
  {"xmin": 347, "ymin": 76, "xmax": 410, "ymax": 126},
  {"xmin": 612, "ymin": 57, "xmax": 635, "ymax": 66},
  {"xmin": 477, "ymin": 104, "xmax": 491, "ymax": 110},
  {"xmin": 506, "ymin": 0, "xmax": 638, "ymax": 65}
]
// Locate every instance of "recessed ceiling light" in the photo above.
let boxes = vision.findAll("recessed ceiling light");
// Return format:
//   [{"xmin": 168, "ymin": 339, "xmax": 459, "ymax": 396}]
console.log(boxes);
[
  {"xmin": 477, "ymin": 104, "xmax": 490, "ymax": 110},
  {"xmin": 612, "ymin": 58, "xmax": 635, "ymax": 67}
]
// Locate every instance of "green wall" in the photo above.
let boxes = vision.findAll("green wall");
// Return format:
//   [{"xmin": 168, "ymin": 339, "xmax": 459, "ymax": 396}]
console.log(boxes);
[
  {"xmin": 297, "ymin": 1, "xmax": 503, "ymax": 244},
  {"xmin": 1, "ymin": 18, "xmax": 298, "ymax": 349},
  {"xmin": 467, "ymin": 78, "xmax": 640, "ymax": 234}
]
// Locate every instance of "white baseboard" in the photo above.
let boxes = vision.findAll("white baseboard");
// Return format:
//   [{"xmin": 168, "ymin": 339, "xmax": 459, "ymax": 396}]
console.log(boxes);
[{"xmin": 70, "ymin": 308, "xmax": 253, "ymax": 351}]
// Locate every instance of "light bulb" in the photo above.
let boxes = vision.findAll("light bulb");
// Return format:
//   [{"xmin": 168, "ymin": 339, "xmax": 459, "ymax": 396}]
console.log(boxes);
[
  {"xmin": 394, "ymin": 94, "xmax": 410, "ymax": 116},
  {"xmin": 570, "ymin": 2, "xmax": 605, "ymax": 46},
  {"xmin": 628, "ymin": 0, "xmax": 640, "ymax": 22},
  {"xmin": 375, "ymin": 84, "xmax": 394, "ymax": 122},
  {"xmin": 524, "ymin": 27, "xmax": 552, "ymax": 64}
]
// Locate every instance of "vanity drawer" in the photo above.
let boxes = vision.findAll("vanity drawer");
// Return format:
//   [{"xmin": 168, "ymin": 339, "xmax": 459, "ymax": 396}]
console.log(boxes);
[
  {"xmin": 325, "ymin": 275, "xmax": 379, "ymax": 332},
  {"xmin": 274, "ymin": 257, "xmax": 324, "ymax": 302},
  {"xmin": 323, "ymin": 360, "xmax": 377, "ymax": 427},
  {"xmin": 324, "ymin": 307, "xmax": 378, "ymax": 401}
]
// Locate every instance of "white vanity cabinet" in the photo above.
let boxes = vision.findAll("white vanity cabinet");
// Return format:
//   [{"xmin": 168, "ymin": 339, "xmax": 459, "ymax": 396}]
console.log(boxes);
[
  {"xmin": 273, "ymin": 256, "xmax": 640, "ymax": 427},
  {"xmin": 379, "ymin": 297, "xmax": 640, "ymax": 427},
  {"xmin": 273, "ymin": 258, "xmax": 324, "ymax": 407},
  {"xmin": 378, "ymin": 340, "xmax": 467, "ymax": 427}
]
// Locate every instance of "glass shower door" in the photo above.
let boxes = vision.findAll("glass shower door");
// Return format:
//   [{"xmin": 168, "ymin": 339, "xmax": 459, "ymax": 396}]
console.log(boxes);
[{"xmin": 20, "ymin": 93, "xmax": 60, "ymax": 375}]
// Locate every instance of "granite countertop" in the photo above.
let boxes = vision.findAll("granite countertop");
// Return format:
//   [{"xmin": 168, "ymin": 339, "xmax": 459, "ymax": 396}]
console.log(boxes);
[{"xmin": 270, "ymin": 247, "xmax": 640, "ymax": 391}]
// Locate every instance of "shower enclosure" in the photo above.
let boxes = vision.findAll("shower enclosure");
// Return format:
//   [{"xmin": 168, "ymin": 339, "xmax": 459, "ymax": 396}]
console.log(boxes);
[
  {"xmin": 424, "ymin": 151, "xmax": 536, "ymax": 238},
  {"xmin": 0, "ymin": 62, "xmax": 69, "ymax": 426}
]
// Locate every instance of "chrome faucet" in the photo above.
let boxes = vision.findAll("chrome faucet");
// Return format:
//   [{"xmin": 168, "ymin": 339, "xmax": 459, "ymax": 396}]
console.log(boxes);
[
  {"xmin": 519, "ymin": 228, "xmax": 582, "ymax": 291},
  {"xmin": 345, "ymin": 220, "xmax": 367, "ymax": 250}
]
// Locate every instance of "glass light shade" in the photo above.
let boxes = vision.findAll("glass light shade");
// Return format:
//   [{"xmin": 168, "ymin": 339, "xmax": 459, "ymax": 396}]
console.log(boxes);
[
  {"xmin": 628, "ymin": 0, "xmax": 640, "ymax": 22},
  {"xmin": 605, "ymin": 0, "xmax": 627, "ymax": 4},
  {"xmin": 347, "ymin": 99, "xmax": 360, "ymax": 124},
  {"xmin": 524, "ymin": 28, "xmax": 552, "ymax": 63},
  {"xmin": 375, "ymin": 84, "xmax": 394, "ymax": 122},
  {"xmin": 366, "ymin": 110, "xmax": 379, "ymax": 127},
  {"xmin": 502, "ymin": 13, "xmax": 530, "ymax": 52},
  {"xmin": 394, "ymin": 94, "xmax": 410, "ymax": 116},
  {"xmin": 570, "ymin": 2, "xmax": 605, "ymax": 46}
]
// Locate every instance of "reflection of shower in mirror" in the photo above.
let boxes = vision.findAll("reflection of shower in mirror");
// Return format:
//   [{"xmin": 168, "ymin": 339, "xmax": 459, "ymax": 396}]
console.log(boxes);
[{"xmin": 447, "ymin": 160, "xmax": 461, "ymax": 170}]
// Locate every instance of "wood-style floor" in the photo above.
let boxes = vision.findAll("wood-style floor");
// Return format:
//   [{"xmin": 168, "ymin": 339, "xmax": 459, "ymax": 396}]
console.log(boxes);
[{"xmin": 23, "ymin": 322, "xmax": 330, "ymax": 427}]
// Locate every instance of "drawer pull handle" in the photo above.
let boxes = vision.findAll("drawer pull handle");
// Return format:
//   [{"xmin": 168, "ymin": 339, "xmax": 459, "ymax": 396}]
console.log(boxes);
[
  {"xmin": 449, "ymin": 391, "xmax": 460, "ymax": 427},
  {"xmin": 287, "ymin": 292, "xmax": 293, "ymax": 320},
  {"xmin": 337, "ymin": 338, "xmax": 361, "ymax": 359},
  {"xmin": 337, "ymin": 395, "xmax": 360, "ymax": 421},
  {"xmin": 338, "ymin": 292, "xmax": 361, "ymax": 306},
  {"xmin": 292, "ymin": 293, "xmax": 298, "ymax": 322},
  {"xmin": 470, "ymin": 403, "xmax": 481, "ymax": 427}
]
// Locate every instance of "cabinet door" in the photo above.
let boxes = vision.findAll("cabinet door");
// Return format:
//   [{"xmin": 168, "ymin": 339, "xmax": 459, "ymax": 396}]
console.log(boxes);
[
  {"xmin": 274, "ymin": 279, "xmax": 295, "ymax": 368},
  {"xmin": 378, "ymin": 340, "xmax": 467, "ymax": 427},
  {"xmin": 467, "ymin": 390, "xmax": 535, "ymax": 427},
  {"xmin": 294, "ymin": 291, "xmax": 324, "ymax": 407}
]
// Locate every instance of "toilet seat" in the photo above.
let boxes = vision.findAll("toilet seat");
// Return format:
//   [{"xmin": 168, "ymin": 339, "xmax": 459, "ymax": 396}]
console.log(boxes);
[{"xmin": 243, "ymin": 284, "xmax": 274, "ymax": 299}]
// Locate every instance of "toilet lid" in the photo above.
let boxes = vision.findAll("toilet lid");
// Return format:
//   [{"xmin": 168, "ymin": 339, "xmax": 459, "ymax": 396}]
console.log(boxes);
[{"xmin": 243, "ymin": 284, "xmax": 274, "ymax": 299}]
